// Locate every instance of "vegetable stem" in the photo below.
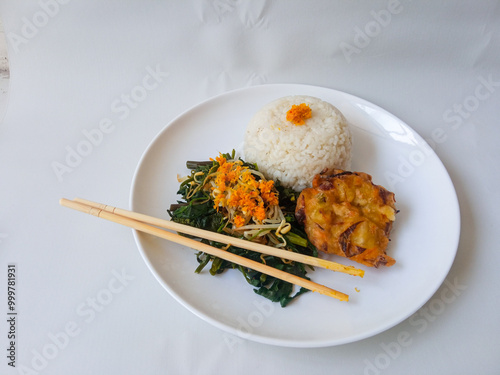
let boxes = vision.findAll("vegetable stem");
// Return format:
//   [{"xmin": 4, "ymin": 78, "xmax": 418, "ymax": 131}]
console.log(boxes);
[
  {"xmin": 285, "ymin": 232, "xmax": 308, "ymax": 248},
  {"xmin": 186, "ymin": 160, "xmax": 213, "ymax": 169}
]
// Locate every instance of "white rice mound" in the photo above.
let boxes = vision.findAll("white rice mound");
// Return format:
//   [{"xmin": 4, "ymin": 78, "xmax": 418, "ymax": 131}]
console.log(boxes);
[{"xmin": 243, "ymin": 95, "xmax": 352, "ymax": 192}]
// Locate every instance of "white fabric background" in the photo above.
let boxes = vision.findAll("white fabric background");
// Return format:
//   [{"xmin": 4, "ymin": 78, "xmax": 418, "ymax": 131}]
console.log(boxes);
[{"xmin": 0, "ymin": 1, "xmax": 499, "ymax": 374}]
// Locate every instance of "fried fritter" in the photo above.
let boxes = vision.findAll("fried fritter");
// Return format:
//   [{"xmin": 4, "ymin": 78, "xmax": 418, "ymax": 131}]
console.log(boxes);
[{"xmin": 295, "ymin": 169, "xmax": 397, "ymax": 268}]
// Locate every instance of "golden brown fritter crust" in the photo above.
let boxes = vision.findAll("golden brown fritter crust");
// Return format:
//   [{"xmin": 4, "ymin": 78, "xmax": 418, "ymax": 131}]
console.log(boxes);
[{"xmin": 295, "ymin": 169, "xmax": 397, "ymax": 268}]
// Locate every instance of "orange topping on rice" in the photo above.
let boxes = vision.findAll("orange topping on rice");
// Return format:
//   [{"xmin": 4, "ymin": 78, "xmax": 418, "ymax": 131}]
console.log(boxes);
[
  {"xmin": 286, "ymin": 103, "xmax": 312, "ymax": 126},
  {"xmin": 208, "ymin": 154, "xmax": 279, "ymax": 227}
]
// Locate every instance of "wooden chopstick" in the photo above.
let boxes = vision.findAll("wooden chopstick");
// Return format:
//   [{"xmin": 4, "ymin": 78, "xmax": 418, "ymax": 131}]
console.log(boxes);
[
  {"xmin": 60, "ymin": 198, "xmax": 349, "ymax": 302},
  {"xmin": 72, "ymin": 197, "xmax": 364, "ymax": 278}
]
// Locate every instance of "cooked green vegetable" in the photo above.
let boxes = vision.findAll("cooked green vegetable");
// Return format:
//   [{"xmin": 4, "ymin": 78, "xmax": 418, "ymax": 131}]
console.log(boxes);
[{"xmin": 168, "ymin": 151, "xmax": 318, "ymax": 307}]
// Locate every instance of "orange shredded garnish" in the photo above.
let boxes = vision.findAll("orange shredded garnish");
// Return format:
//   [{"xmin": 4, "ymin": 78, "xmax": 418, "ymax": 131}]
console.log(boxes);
[
  {"xmin": 207, "ymin": 154, "xmax": 279, "ymax": 228},
  {"xmin": 286, "ymin": 103, "xmax": 312, "ymax": 126},
  {"xmin": 233, "ymin": 215, "xmax": 246, "ymax": 227},
  {"xmin": 215, "ymin": 154, "xmax": 227, "ymax": 165}
]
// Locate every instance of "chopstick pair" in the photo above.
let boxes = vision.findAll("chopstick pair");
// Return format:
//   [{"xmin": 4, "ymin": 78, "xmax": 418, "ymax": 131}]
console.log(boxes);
[{"xmin": 60, "ymin": 198, "xmax": 364, "ymax": 302}]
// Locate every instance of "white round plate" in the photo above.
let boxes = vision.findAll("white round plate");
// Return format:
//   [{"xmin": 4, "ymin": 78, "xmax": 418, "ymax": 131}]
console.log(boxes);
[{"xmin": 130, "ymin": 84, "xmax": 460, "ymax": 348}]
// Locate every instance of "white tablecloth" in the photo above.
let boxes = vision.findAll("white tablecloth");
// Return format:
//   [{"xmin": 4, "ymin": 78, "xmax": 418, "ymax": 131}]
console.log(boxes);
[{"xmin": 1, "ymin": 1, "xmax": 499, "ymax": 374}]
